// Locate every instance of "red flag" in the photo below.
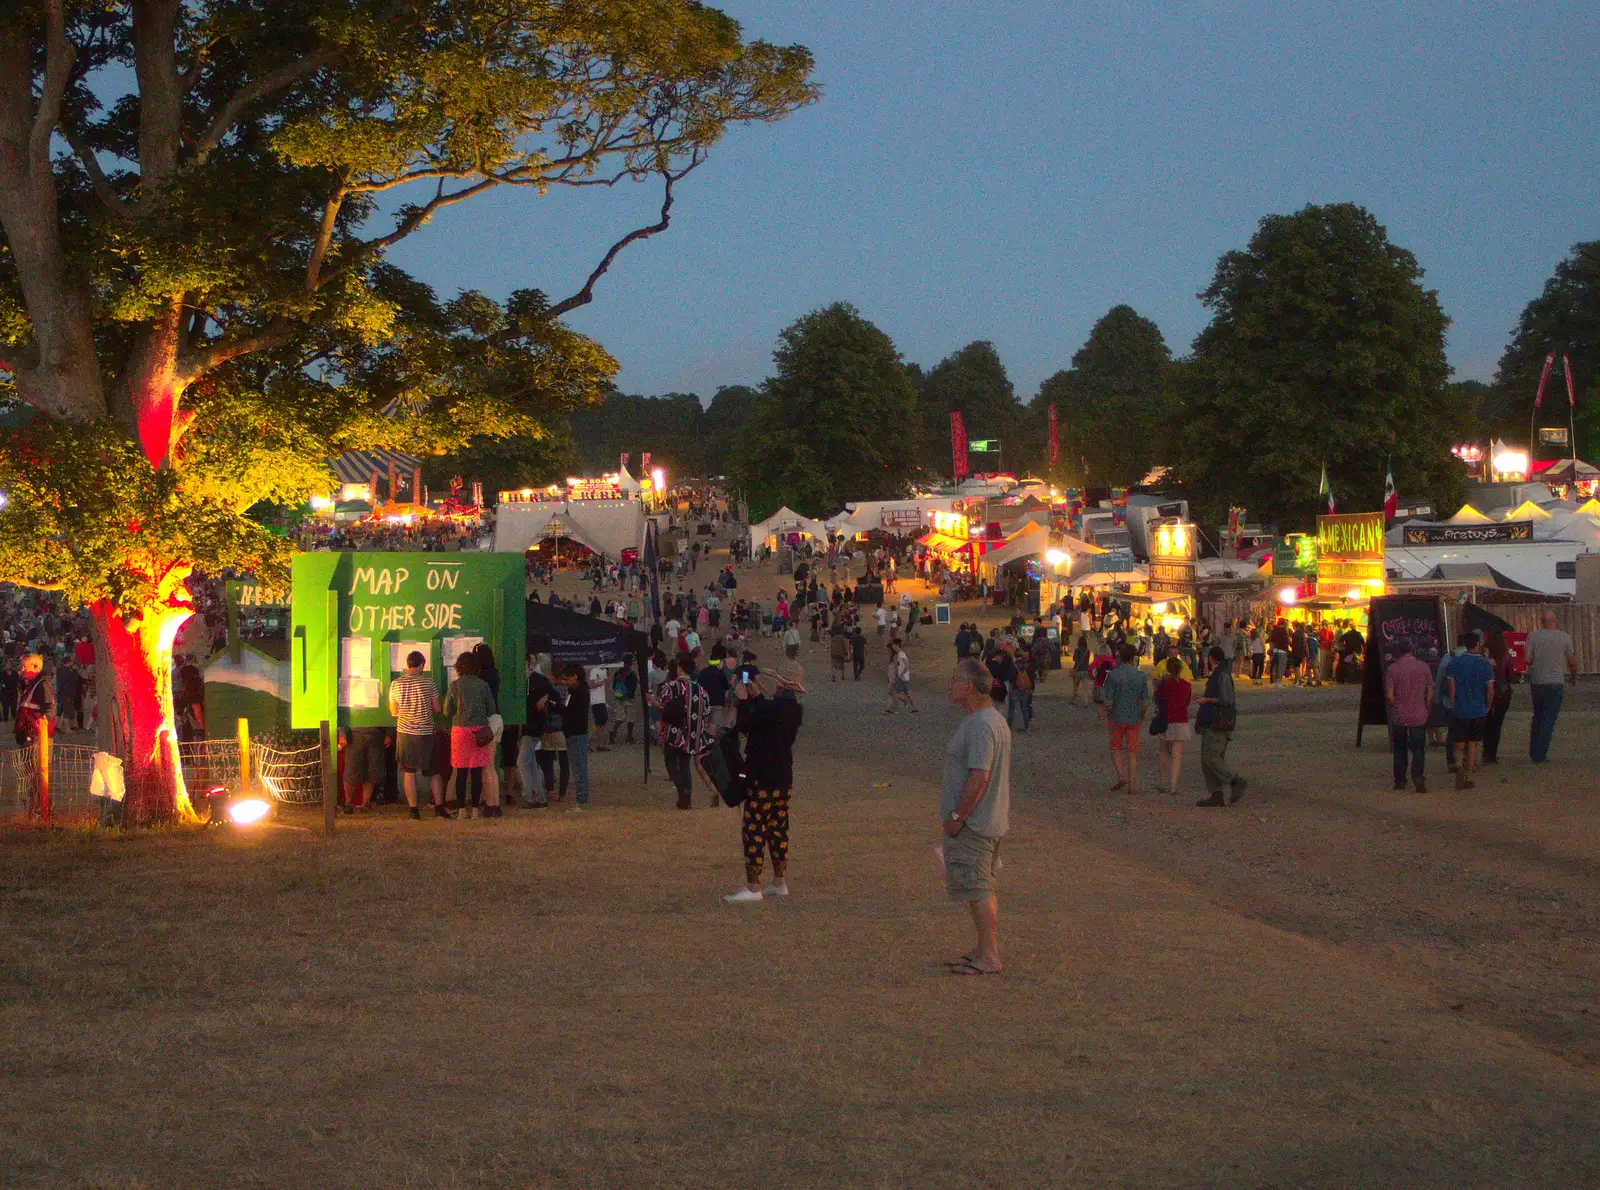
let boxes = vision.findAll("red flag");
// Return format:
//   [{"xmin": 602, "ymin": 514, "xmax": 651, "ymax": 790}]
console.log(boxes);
[
  {"xmin": 1534, "ymin": 352, "xmax": 1555, "ymax": 408},
  {"xmin": 950, "ymin": 411, "xmax": 968, "ymax": 480},
  {"xmin": 1383, "ymin": 458, "xmax": 1398, "ymax": 526},
  {"xmin": 621, "ymin": 452, "xmax": 630, "ymax": 474},
  {"xmin": 1048, "ymin": 404, "xmax": 1059, "ymax": 468},
  {"xmin": 1564, "ymin": 355, "xmax": 1576, "ymax": 407}
]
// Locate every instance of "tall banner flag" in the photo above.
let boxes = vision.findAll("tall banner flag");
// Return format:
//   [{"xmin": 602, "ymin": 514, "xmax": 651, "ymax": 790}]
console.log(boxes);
[
  {"xmin": 387, "ymin": 458, "xmax": 399, "ymax": 504},
  {"xmin": 641, "ymin": 451, "xmax": 651, "ymax": 476},
  {"xmin": 1565, "ymin": 355, "xmax": 1577, "ymax": 407},
  {"xmin": 643, "ymin": 523, "xmax": 662, "ymax": 624},
  {"xmin": 1047, "ymin": 404, "xmax": 1060, "ymax": 468},
  {"xmin": 950, "ymin": 411, "xmax": 969, "ymax": 479},
  {"xmin": 412, "ymin": 466, "xmax": 422, "ymax": 505},
  {"xmin": 1383, "ymin": 458, "xmax": 1397, "ymax": 526},
  {"xmin": 1534, "ymin": 352, "xmax": 1555, "ymax": 408},
  {"xmin": 620, "ymin": 452, "xmax": 630, "ymax": 474},
  {"xmin": 1319, "ymin": 463, "xmax": 1335, "ymax": 514}
]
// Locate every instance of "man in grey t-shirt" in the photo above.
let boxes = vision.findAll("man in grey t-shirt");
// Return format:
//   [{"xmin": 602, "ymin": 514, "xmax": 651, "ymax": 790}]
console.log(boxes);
[
  {"xmin": 940, "ymin": 658, "xmax": 1012, "ymax": 975},
  {"xmin": 1525, "ymin": 611, "xmax": 1578, "ymax": 763}
]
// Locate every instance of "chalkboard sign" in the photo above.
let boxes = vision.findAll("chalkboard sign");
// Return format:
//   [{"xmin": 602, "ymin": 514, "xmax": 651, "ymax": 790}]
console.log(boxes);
[
  {"xmin": 1359, "ymin": 595, "xmax": 1445, "ymax": 727},
  {"xmin": 290, "ymin": 552, "xmax": 526, "ymax": 730}
]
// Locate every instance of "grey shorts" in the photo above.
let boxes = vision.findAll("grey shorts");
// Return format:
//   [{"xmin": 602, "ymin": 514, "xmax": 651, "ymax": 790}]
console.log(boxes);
[
  {"xmin": 397, "ymin": 732, "xmax": 435, "ymax": 774},
  {"xmin": 943, "ymin": 828, "xmax": 1002, "ymax": 903}
]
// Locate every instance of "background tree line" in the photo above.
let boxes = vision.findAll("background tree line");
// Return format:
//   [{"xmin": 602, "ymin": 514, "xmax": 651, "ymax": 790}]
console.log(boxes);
[{"xmin": 491, "ymin": 205, "xmax": 1597, "ymax": 528}]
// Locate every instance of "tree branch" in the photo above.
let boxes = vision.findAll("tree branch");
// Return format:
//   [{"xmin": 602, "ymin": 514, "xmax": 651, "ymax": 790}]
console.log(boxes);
[
  {"xmin": 305, "ymin": 186, "xmax": 345, "ymax": 291},
  {"xmin": 541, "ymin": 163, "xmax": 697, "ymax": 323},
  {"xmin": 59, "ymin": 119, "xmax": 132, "ymax": 220},
  {"xmin": 177, "ymin": 316, "xmax": 293, "ymax": 381},
  {"xmin": 29, "ymin": 0, "xmax": 74, "ymax": 164},
  {"xmin": 190, "ymin": 46, "xmax": 333, "ymax": 166},
  {"xmin": 314, "ymin": 176, "xmax": 501, "ymax": 290}
]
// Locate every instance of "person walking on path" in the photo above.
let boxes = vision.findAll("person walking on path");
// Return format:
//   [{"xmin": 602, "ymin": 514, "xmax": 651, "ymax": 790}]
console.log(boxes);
[
  {"xmin": 849, "ymin": 626, "xmax": 867, "ymax": 681},
  {"xmin": 1444, "ymin": 632, "xmax": 1496, "ymax": 791},
  {"xmin": 1102, "ymin": 644, "xmax": 1149, "ymax": 792},
  {"xmin": 939, "ymin": 659, "xmax": 1012, "ymax": 976},
  {"xmin": 1154, "ymin": 656, "xmax": 1192, "ymax": 796},
  {"xmin": 1194, "ymin": 646, "xmax": 1245, "ymax": 806},
  {"xmin": 723, "ymin": 676, "xmax": 805, "ymax": 903},
  {"xmin": 1070, "ymin": 634, "xmax": 1092, "ymax": 706},
  {"xmin": 885, "ymin": 639, "xmax": 917, "ymax": 713},
  {"xmin": 1384, "ymin": 639, "xmax": 1433, "ymax": 792},
  {"xmin": 1482, "ymin": 632, "xmax": 1515, "ymax": 766},
  {"xmin": 658, "ymin": 658, "xmax": 714, "ymax": 810},
  {"xmin": 388, "ymin": 651, "xmax": 446, "ymax": 819},
  {"xmin": 443, "ymin": 652, "xmax": 498, "ymax": 819},
  {"xmin": 559, "ymin": 667, "xmax": 596, "ymax": 810},
  {"xmin": 828, "ymin": 620, "xmax": 848, "ymax": 682},
  {"xmin": 1525, "ymin": 609, "xmax": 1578, "ymax": 763}
]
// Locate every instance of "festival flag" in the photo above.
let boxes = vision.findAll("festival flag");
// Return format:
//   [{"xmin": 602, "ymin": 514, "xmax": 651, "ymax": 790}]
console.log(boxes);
[
  {"xmin": 621, "ymin": 451, "xmax": 630, "ymax": 474},
  {"xmin": 1318, "ymin": 463, "xmax": 1334, "ymax": 514},
  {"xmin": 387, "ymin": 459, "xmax": 399, "ymax": 504},
  {"xmin": 1047, "ymin": 404, "xmax": 1059, "ymax": 468},
  {"xmin": 412, "ymin": 466, "xmax": 423, "ymax": 506},
  {"xmin": 642, "ymin": 523, "xmax": 661, "ymax": 624},
  {"xmin": 1383, "ymin": 458, "xmax": 1397, "ymax": 526},
  {"xmin": 1564, "ymin": 354, "xmax": 1577, "ymax": 407},
  {"xmin": 1534, "ymin": 352, "xmax": 1555, "ymax": 408},
  {"xmin": 950, "ymin": 411, "xmax": 969, "ymax": 480}
]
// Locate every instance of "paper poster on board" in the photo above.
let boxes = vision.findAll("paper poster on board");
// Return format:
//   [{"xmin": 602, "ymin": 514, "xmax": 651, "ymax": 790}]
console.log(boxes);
[
  {"xmin": 389, "ymin": 641, "xmax": 432, "ymax": 672},
  {"xmin": 441, "ymin": 635, "xmax": 483, "ymax": 668}
]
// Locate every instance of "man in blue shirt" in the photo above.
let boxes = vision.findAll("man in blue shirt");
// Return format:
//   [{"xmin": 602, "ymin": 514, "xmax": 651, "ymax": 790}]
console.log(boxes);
[
  {"xmin": 1444, "ymin": 631, "xmax": 1496, "ymax": 792},
  {"xmin": 1102, "ymin": 644, "xmax": 1150, "ymax": 793}
]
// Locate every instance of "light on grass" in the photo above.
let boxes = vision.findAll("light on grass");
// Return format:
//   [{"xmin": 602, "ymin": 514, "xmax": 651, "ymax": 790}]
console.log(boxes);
[{"xmin": 228, "ymin": 798, "xmax": 271, "ymax": 826}]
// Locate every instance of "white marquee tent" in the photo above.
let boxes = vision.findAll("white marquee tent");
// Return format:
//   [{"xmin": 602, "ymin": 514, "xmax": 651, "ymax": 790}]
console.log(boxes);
[
  {"xmin": 749, "ymin": 506, "xmax": 830, "ymax": 552},
  {"xmin": 493, "ymin": 499, "xmax": 645, "ymax": 560}
]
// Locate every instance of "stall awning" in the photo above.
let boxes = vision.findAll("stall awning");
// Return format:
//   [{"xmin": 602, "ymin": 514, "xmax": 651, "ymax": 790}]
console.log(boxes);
[
  {"xmin": 979, "ymin": 523, "xmax": 1050, "ymax": 568},
  {"xmin": 917, "ymin": 532, "xmax": 971, "ymax": 552}
]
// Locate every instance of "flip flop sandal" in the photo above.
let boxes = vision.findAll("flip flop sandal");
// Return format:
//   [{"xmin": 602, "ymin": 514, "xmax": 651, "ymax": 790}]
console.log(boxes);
[{"xmin": 950, "ymin": 961, "xmax": 1002, "ymax": 976}]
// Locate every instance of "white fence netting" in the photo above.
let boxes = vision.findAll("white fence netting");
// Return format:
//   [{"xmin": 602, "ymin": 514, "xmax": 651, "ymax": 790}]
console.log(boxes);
[{"xmin": 1, "ymin": 737, "xmax": 326, "ymax": 822}]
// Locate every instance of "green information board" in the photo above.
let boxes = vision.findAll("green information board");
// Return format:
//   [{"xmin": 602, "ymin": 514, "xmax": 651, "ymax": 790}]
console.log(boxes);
[{"xmin": 290, "ymin": 552, "xmax": 526, "ymax": 730}]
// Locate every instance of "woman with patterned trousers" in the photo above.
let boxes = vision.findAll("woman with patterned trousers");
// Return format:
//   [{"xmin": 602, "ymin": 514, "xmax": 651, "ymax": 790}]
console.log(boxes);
[{"xmin": 724, "ymin": 674, "xmax": 804, "ymax": 903}]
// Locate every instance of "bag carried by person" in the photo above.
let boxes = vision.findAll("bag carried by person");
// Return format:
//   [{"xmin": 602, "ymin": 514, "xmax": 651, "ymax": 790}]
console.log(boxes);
[
  {"xmin": 704, "ymin": 726, "xmax": 747, "ymax": 808},
  {"xmin": 1213, "ymin": 701, "xmax": 1237, "ymax": 733},
  {"xmin": 1149, "ymin": 679, "xmax": 1169, "ymax": 736},
  {"xmin": 471, "ymin": 724, "xmax": 495, "ymax": 746}
]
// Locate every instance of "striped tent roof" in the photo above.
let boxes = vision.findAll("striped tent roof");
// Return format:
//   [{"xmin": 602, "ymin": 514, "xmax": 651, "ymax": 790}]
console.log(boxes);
[{"xmin": 330, "ymin": 447, "xmax": 422, "ymax": 485}]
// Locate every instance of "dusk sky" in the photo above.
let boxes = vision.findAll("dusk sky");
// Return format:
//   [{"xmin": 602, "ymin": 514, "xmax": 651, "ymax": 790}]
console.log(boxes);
[{"xmin": 390, "ymin": 0, "xmax": 1600, "ymax": 403}]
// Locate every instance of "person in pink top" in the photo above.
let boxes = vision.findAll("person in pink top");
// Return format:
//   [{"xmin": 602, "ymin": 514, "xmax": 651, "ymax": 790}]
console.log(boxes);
[
  {"xmin": 1384, "ymin": 639, "xmax": 1435, "ymax": 793},
  {"xmin": 1154, "ymin": 656, "xmax": 1193, "ymax": 796}
]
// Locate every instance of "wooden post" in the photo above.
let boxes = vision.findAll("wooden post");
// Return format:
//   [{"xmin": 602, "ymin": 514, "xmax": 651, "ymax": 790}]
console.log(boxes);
[
  {"xmin": 36, "ymin": 716, "xmax": 51, "ymax": 822},
  {"xmin": 237, "ymin": 717, "xmax": 250, "ymax": 794},
  {"xmin": 319, "ymin": 719, "xmax": 336, "ymax": 837}
]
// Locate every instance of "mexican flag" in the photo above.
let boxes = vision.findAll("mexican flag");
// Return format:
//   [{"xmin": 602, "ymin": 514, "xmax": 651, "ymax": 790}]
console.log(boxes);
[
  {"xmin": 1318, "ymin": 463, "xmax": 1334, "ymax": 515},
  {"xmin": 1383, "ymin": 458, "xmax": 1398, "ymax": 526}
]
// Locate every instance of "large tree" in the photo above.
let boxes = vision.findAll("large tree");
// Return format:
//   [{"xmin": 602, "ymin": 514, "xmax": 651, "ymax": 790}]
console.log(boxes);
[
  {"xmin": 0, "ymin": 0, "xmax": 814, "ymax": 818},
  {"xmin": 1033, "ymin": 304, "xmax": 1174, "ymax": 487},
  {"xmin": 1483, "ymin": 241, "xmax": 1600, "ymax": 460},
  {"xmin": 728, "ymin": 302, "xmax": 917, "ymax": 520},
  {"xmin": 700, "ymin": 382, "xmax": 757, "ymax": 477},
  {"xmin": 914, "ymin": 340, "xmax": 1022, "ymax": 480},
  {"xmin": 1168, "ymin": 203, "xmax": 1469, "ymax": 529}
]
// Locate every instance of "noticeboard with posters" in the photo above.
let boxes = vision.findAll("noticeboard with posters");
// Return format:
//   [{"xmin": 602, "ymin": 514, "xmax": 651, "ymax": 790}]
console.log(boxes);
[{"xmin": 290, "ymin": 552, "xmax": 526, "ymax": 730}]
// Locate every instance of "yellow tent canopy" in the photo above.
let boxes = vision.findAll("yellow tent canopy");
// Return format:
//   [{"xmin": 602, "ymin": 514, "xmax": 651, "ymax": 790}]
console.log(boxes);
[
  {"xmin": 1444, "ymin": 504, "xmax": 1494, "ymax": 525},
  {"xmin": 1574, "ymin": 497, "xmax": 1600, "ymax": 518},
  {"xmin": 1502, "ymin": 500, "xmax": 1553, "ymax": 521}
]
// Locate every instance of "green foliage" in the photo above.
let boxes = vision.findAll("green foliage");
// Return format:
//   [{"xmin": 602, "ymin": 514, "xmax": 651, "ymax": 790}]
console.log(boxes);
[
  {"xmin": 0, "ymin": 421, "xmax": 290, "ymax": 614},
  {"xmin": 423, "ymin": 427, "xmax": 578, "ymax": 506},
  {"xmin": 1484, "ymin": 241, "xmax": 1600, "ymax": 459},
  {"xmin": 1033, "ymin": 306, "xmax": 1175, "ymax": 487},
  {"xmin": 729, "ymin": 303, "xmax": 918, "ymax": 520},
  {"xmin": 915, "ymin": 341, "xmax": 1024, "ymax": 480},
  {"xmin": 1168, "ymin": 203, "xmax": 1468, "ymax": 530},
  {"xmin": 701, "ymin": 384, "xmax": 759, "ymax": 477}
]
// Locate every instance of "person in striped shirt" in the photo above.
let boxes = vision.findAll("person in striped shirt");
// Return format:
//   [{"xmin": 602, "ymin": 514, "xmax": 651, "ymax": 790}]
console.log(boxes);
[{"xmin": 388, "ymin": 651, "xmax": 446, "ymax": 820}]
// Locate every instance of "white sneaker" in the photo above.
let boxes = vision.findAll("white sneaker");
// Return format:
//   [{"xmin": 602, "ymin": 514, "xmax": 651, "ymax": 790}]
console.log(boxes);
[
  {"xmin": 763, "ymin": 883, "xmax": 789, "ymax": 897},
  {"xmin": 568, "ymin": 804, "xmax": 587, "ymax": 814},
  {"xmin": 723, "ymin": 887, "xmax": 764, "ymax": 903}
]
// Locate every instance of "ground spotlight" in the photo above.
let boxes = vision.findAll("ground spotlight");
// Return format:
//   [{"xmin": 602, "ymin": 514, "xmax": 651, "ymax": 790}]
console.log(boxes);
[
  {"xmin": 228, "ymin": 797, "xmax": 272, "ymax": 826},
  {"xmin": 204, "ymin": 785, "xmax": 230, "ymax": 825}
]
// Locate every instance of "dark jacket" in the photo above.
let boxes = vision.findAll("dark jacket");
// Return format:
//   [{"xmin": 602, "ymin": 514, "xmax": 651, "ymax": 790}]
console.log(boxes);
[{"xmin": 736, "ymin": 694, "xmax": 803, "ymax": 791}]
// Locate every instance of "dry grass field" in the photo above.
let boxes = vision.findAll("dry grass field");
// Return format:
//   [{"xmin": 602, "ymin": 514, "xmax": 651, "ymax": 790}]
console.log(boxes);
[{"xmin": 5, "ymin": 552, "xmax": 1600, "ymax": 1187}]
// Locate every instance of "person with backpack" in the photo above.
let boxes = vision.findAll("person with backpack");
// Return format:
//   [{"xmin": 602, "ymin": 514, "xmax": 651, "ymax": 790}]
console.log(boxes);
[
  {"xmin": 1194, "ymin": 646, "xmax": 1245, "ymax": 807},
  {"xmin": 658, "ymin": 658, "xmax": 713, "ymax": 810},
  {"xmin": 607, "ymin": 655, "xmax": 640, "ymax": 746},
  {"xmin": 1008, "ymin": 648, "xmax": 1034, "ymax": 732}
]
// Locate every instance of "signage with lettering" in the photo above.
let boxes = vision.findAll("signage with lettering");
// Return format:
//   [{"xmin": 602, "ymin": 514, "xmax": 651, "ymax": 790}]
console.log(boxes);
[
  {"xmin": 1272, "ymin": 533, "xmax": 1318, "ymax": 578},
  {"xmin": 1317, "ymin": 512, "xmax": 1385, "ymax": 560},
  {"xmin": 1402, "ymin": 520, "xmax": 1534, "ymax": 545},
  {"xmin": 1359, "ymin": 596, "xmax": 1446, "ymax": 727},
  {"xmin": 1539, "ymin": 427, "xmax": 1570, "ymax": 445},
  {"xmin": 881, "ymin": 507, "xmax": 923, "ymax": 529},
  {"xmin": 290, "ymin": 552, "xmax": 526, "ymax": 731},
  {"xmin": 226, "ymin": 579, "xmax": 290, "ymax": 609}
]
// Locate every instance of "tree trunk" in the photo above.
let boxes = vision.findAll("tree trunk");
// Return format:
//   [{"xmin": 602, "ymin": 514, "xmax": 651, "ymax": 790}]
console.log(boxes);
[{"xmin": 89, "ymin": 574, "xmax": 198, "ymax": 824}]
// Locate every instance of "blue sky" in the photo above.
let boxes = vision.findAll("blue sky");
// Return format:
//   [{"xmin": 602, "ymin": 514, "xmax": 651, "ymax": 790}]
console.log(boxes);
[{"xmin": 389, "ymin": 0, "xmax": 1600, "ymax": 402}]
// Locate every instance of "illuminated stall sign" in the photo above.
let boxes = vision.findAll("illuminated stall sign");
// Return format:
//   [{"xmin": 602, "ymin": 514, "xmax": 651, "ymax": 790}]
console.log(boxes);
[
  {"xmin": 566, "ymin": 475, "xmax": 624, "ymax": 501},
  {"xmin": 1146, "ymin": 519, "xmax": 1197, "ymax": 598},
  {"xmin": 1402, "ymin": 521, "xmax": 1533, "ymax": 545},
  {"xmin": 931, "ymin": 511, "xmax": 969, "ymax": 540},
  {"xmin": 1272, "ymin": 533, "xmax": 1318, "ymax": 578},
  {"xmin": 881, "ymin": 507, "xmax": 924, "ymax": 529},
  {"xmin": 1316, "ymin": 511, "xmax": 1386, "ymax": 591}
]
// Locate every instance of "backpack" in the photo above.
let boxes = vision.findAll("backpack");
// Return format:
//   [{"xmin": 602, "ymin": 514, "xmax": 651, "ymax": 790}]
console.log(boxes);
[{"xmin": 661, "ymin": 681, "xmax": 690, "ymax": 730}]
